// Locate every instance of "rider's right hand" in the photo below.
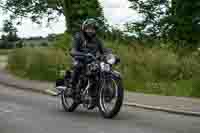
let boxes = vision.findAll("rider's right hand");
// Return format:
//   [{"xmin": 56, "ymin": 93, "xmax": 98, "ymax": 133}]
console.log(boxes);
[{"xmin": 86, "ymin": 53, "xmax": 93, "ymax": 57}]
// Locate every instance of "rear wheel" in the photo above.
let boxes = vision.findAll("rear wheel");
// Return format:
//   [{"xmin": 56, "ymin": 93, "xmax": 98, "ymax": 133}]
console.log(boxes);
[{"xmin": 98, "ymin": 78, "xmax": 124, "ymax": 119}]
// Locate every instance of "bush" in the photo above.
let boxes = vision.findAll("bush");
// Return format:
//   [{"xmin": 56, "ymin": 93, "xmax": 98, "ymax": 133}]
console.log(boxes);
[
  {"xmin": 40, "ymin": 42, "xmax": 49, "ymax": 47},
  {"xmin": 7, "ymin": 47, "xmax": 71, "ymax": 81},
  {"xmin": 15, "ymin": 41, "xmax": 24, "ymax": 48},
  {"xmin": 0, "ymin": 41, "xmax": 15, "ymax": 49}
]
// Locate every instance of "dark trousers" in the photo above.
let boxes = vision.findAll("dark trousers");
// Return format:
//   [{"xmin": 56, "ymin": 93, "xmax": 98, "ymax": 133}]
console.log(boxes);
[
  {"xmin": 71, "ymin": 59, "xmax": 97, "ymax": 98},
  {"xmin": 71, "ymin": 60, "xmax": 85, "ymax": 93}
]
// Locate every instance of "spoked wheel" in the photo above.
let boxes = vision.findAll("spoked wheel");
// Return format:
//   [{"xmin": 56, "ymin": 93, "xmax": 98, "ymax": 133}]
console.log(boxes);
[
  {"xmin": 61, "ymin": 88, "xmax": 79, "ymax": 112},
  {"xmin": 98, "ymin": 78, "xmax": 124, "ymax": 119}
]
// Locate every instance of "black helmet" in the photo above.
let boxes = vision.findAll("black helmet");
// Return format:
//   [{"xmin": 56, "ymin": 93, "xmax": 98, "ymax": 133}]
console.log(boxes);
[
  {"xmin": 81, "ymin": 18, "xmax": 99, "ymax": 31},
  {"xmin": 81, "ymin": 18, "xmax": 99, "ymax": 39}
]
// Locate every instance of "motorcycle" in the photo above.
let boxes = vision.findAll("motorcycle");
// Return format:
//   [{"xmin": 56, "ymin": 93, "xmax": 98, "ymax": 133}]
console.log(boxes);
[{"xmin": 55, "ymin": 49, "xmax": 124, "ymax": 119}]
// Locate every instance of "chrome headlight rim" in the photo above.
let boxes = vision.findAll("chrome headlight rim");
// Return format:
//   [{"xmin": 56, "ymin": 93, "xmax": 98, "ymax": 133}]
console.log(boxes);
[
  {"xmin": 100, "ymin": 62, "xmax": 111, "ymax": 72},
  {"xmin": 106, "ymin": 54, "xmax": 116, "ymax": 65}
]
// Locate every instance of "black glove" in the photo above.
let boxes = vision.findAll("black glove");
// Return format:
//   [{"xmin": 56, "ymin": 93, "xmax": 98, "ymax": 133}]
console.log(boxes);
[
  {"xmin": 86, "ymin": 53, "xmax": 93, "ymax": 57},
  {"xmin": 86, "ymin": 53, "xmax": 95, "ymax": 60}
]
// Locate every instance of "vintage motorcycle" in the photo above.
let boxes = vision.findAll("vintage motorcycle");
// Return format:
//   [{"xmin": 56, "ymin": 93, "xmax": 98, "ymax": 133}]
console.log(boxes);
[{"xmin": 55, "ymin": 49, "xmax": 124, "ymax": 118}]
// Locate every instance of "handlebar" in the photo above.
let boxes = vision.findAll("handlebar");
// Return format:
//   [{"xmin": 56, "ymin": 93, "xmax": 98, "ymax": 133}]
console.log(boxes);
[
  {"xmin": 70, "ymin": 51, "xmax": 115, "ymax": 62},
  {"xmin": 70, "ymin": 51, "xmax": 99, "ymax": 60}
]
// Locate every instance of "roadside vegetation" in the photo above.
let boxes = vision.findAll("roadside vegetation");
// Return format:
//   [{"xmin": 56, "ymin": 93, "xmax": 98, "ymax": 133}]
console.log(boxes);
[
  {"xmin": 0, "ymin": 49, "xmax": 13, "ymax": 55},
  {"xmin": 2, "ymin": 0, "xmax": 200, "ymax": 97},
  {"xmin": 7, "ymin": 47, "xmax": 70, "ymax": 81},
  {"xmin": 6, "ymin": 33, "xmax": 200, "ymax": 98}
]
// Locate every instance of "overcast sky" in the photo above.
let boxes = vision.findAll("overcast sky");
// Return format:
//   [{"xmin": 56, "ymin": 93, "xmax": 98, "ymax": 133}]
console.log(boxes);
[{"xmin": 0, "ymin": 0, "xmax": 139, "ymax": 38}]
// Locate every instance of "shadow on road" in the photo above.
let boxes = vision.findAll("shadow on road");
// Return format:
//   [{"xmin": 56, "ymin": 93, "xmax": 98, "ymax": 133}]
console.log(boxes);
[{"xmin": 54, "ymin": 106, "xmax": 134, "ymax": 121}]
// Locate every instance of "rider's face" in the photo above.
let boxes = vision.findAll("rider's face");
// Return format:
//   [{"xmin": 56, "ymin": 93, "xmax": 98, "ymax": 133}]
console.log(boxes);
[
  {"xmin": 85, "ymin": 27, "xmax": 96, "ymax": 38},
  {"xmin": 85, "ymin": 27, "xmax": 96, "ymax": 33}
]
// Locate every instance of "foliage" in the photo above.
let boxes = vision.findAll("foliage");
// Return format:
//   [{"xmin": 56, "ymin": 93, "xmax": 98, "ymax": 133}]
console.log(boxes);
[
  {"xmin": 7, "ymin": 47, "xmax": 70, "ymax": 81},
  {"xmin": 127, "ymin": 0, "xmax": 170, "ymax": 38},
  {"xmin": 52, "ymin": 34, "xmax": 200, "ymax": 97},
  {"xmin": 40, "ymin": 42, "xmax": 49, "ymax": 47},
  {"xmin": 2, "ymin": 20, "xmax": 17, "ymax": 34},
  {"xmin": 0, "ymin": 0, "xmax": 104, "ymax": 33},
  {"xmin": 1, "ymin": 19, "xmax": 20, "ymax": 49},
  {"xmin": 106, "ymin": 41, "xmax": 200, "ymax": 97},
  {"xmin": 191, "ymin": 79, "xmax": 200, "ymax": 97},
  {"xmin": 1, "ymin": 0, "xmax": 60, "ymax": 24},
  {"xmin": 171, "ymin": 0, "xmax": 200, "ymax": 47},
  {"xmin": 0, "ymin": 22, "xmax": 20, "ymax": 49},
  {"xmin": 15, "ymin": 41, "xmax": 24, "ymax": 48},
  {"xmin": 0, "ymin": 41, "xmax": 14, "ymax": 49},
  {"xmin": 53, "ymin": 32, "xmax": 72, "ymax": 51},
  {"xmin": 64, "ymin": 0, "xmax": 104, "ymax": 33},
  {"xmin": 103, "ymin": 24, "xmax": 136, "ymax": 44},
  {"xmin": 6, "ymin": 34, "xmax": 200, "ymax": 97},
  {"xmin": 127, "ymin": 0, "xmax": 200, "ymax": 48}
]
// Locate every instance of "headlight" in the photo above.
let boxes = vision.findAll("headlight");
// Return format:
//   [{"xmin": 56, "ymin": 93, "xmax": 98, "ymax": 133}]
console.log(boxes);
[
  {"xmin": 106, "ymin": 54, "xmax": 116, "ymax": 65},
  {"xmin": 100, "ymin": 62, "xmax": 111, "ymax": 72}
]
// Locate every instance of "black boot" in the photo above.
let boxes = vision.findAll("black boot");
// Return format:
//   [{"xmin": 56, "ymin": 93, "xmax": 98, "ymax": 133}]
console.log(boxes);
[
  {"xmin": 71, "ymin": 62, "xmax": 83, "ymax": 103},
  {"xmin": 88, "ymin": 83, "xmax": 98, "ymax": 109},
  {"xmin": 88, "ymin": 97, "xmax": 97, "ymax": 110},
  {"xmin": 74, "ymin": 88, "xmax": 81, "ymax": 103},
  {"xmin": 70, "ymin": 82, "xmax": 81, "ymax": 104}
]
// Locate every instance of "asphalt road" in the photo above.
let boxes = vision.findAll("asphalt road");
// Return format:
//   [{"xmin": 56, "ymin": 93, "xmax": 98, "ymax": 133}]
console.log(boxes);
[{"xmin": 0, "ymin": 84, "xmax": 200, "ymax": 133}]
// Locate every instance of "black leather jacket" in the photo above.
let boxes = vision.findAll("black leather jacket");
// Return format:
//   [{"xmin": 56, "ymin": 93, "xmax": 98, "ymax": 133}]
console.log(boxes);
[{"xmin": 71, "ymin": 32, "xmax": 104, "ymax": 58}]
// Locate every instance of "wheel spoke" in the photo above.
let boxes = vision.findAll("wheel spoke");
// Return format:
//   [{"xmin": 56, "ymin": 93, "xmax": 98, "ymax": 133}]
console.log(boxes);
[
  {"xmin": 63, "ymin": 91, "xmax": 74, "ymax": 107},
  {"xmin": 100, "ymin": 79, "xmax": 118, "ymax": 113}
]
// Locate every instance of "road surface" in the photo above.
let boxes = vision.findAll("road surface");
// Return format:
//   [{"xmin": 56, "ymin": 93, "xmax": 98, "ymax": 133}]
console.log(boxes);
[{"xmin": 0, "ymin": 84, "xmax": 199, "ymax": 133}]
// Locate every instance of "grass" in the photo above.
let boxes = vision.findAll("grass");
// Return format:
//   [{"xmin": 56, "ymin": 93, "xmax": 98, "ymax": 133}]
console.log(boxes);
[
  {"xmin": 105, "ymin": 41, "xmax": 200, "ymax": 98},
  {"xmin": 7, "ymin": 47, "xmax": 71, "ymax": 81},
  {"xmin": 6, "ymin": 33, "xmax": 200, "ymax": 98},
  {"xmin": 0, "ymin": 49, "xmax": 13, "ymax": 55}
]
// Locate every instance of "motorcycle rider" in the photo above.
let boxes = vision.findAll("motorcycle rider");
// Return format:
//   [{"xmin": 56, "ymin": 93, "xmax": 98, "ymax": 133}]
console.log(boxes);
[{"xmin": 70, "ymin": 18, "xmax": 104, "ymax": 103}]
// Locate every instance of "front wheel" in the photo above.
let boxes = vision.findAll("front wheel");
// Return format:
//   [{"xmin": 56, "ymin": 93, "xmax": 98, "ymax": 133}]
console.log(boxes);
[
  {"xmin": 98, "ymin": 78, "xmax": 124, "ymax": 119},
  {"xmin": 61, "ymin": 89, "xmax": 79, "ymax": 112}
]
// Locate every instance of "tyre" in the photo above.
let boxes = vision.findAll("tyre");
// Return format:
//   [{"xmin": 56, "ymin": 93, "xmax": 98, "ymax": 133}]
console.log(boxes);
[
  {"xmin": 98, "ymin": 78, "xmax": 124, "ymax": 119},
  {"xmin": 61, "ymin": 89, "xmax": 79, "ymax": 112}
]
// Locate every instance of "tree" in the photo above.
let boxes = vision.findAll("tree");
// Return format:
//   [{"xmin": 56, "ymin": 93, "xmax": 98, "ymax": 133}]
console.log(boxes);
[
  {"xmin": 170, "ymin": 0, "xmax": 200, "ymax": 47},
  {"xmin": 127, "ymin": 0, "xmax": 200, "ymax": 47},
  {"xmin": 2, "ymin": 20, "xmax": 19, "ymax": 42},
  {"xmin": 0, "ymin": 0, "xmax": 104, "ymax": 33},
  {"xmin": 3, "ymin": 20, "xmax": 17, "ymax": 34},
  {"xmin": 127, "ymin": 0, "xmax": 170, "ymax": 39},
  {"xmin": 66, "ymin": 0, "xmax": 104, "ymax": 32},
  {"xmin": 0, "ymin": 20, "xmax": 19, "ymax": 49}
]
